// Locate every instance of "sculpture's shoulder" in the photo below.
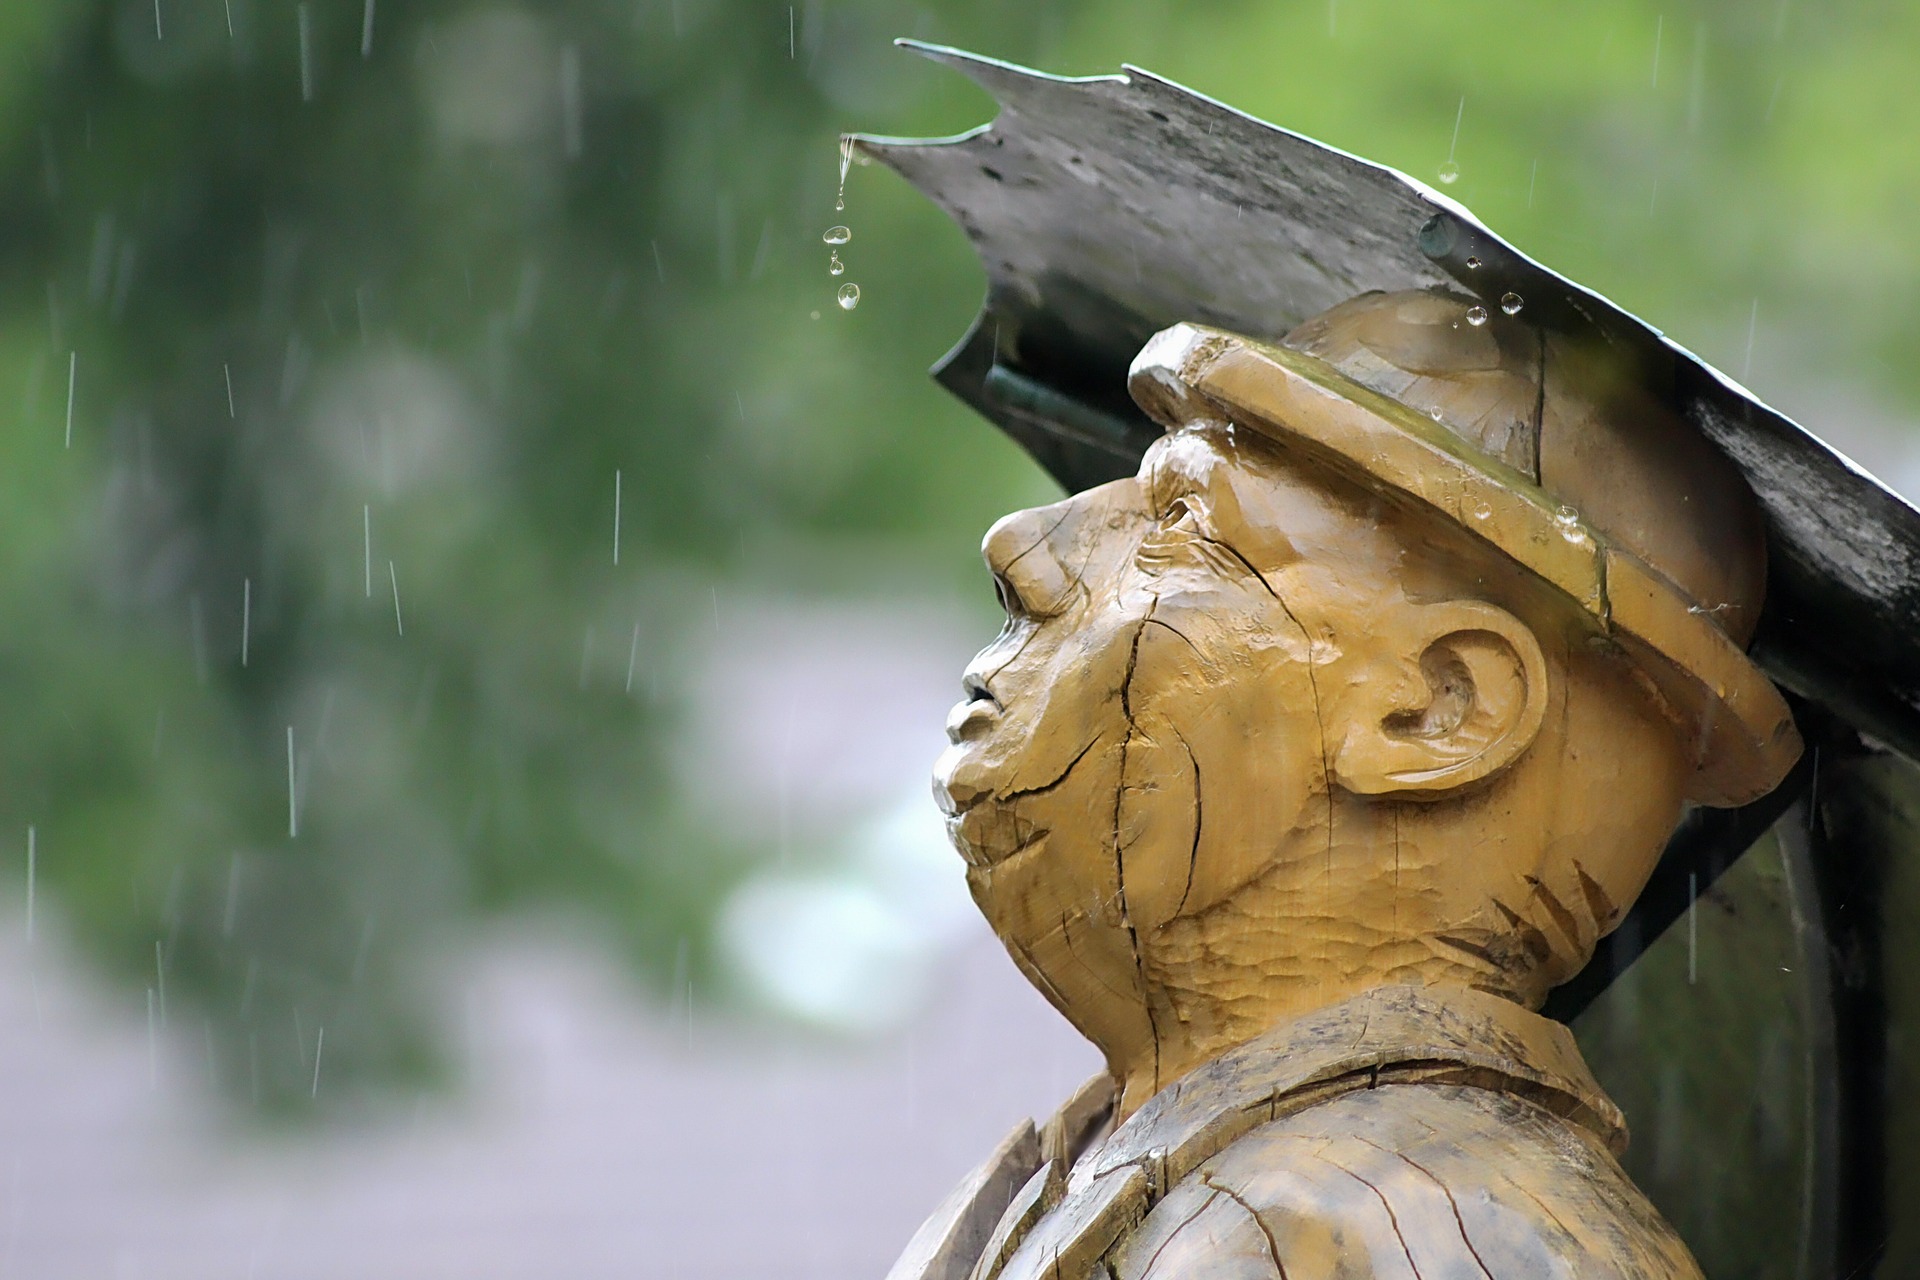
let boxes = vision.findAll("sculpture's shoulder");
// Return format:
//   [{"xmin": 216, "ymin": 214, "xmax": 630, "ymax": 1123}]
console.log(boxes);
[{"xmin": 1109, "ymin": 1081, "xmax": 1703, "ymax": 1280}]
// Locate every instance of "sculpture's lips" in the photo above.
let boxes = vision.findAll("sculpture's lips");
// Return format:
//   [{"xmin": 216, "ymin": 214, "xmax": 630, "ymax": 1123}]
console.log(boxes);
[{"xmin": 946, "ymin": 806, "xmax": 1047, "ymax": 869}]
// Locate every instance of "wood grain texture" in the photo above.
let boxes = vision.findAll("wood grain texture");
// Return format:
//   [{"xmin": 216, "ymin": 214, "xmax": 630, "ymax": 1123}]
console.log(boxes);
[
  {"xmin": 1112, "ymin": 1082, "xmax": 1701, "ymax": 1279},
  {"xmin": 887, "ymin": 1120, "xmax": 1042, "ymax": 1280}
]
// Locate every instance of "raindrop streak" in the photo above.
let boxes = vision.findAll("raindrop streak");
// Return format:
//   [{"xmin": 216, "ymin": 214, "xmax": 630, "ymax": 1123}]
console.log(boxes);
[
  {"xmin": 1687, "ymin": 870, "xmax": 1698, "ymax": 984},
  {"xmin": 560, "ymin": 45, "xmax": 583, "ymax": 160},
  {"xmin": 1527, "ymin": 159, "xmax": 1539, "ymax": 208},
  {"xmin": 63, "ymin": 351, "xmax": 75, "ymax": 448},
  {"xmin": 1500, "ymin": 292, "xmax": 1524, "ymax": 316},
  {"xmin": 836, "ymin": 135, "xmax": 854, "ymax": 211},
  {"xmin": 625, "ymin": 622, "xmax": 641, "ymax": 694},
  {"xmin": 823, "ymin": 226, "xmax": 850, "ymax": 245},
  {"xmin": 829, "ymin": 251, "xmax": 845, "ymax": 277},
  {"xmin": 147, "ymin": 989, "xmax": 158, "ymax": 1089},
  {"xmin": 25, "ymin": 826, "xmax": 35, "ymax": 943},
  {"xmin": 1465, "ymin": 305, "xmax": 1488, "ymax": 327},
  {"xmin": 223, "ymin": 854, "xmax": 241, "ymax": 937},
  {"xmin": 298, "ymin": 3, "xmax": 314, "ymax": 102},
  {"xmin": 311, "ymin": 1026, "xmax": 325, "ymax": 1098},
  {"xmin": 1651, "ymin": 14, "xmax": 1664, "ymax": 90},
  {"xmin": 789, "ymin": 6, "xmax": 795, "ymax": 59},
  {"xmin": 388, "ymin": 560, "xmax": 404, "ymax": 636},
  {"xmin": 612, "ymin": 469, "xmax": 622, "ymax": 565},
  {"xmin": 361, "ymin": 0, "xmax": 375, "ymax": 58},
  {"xmin": 223, "ymin": 363, "xmax": 235, "ymax": 418},
  {"xmin": 1742, "ymin": 298, "xmax": 1759, "ymax": 381},
  {"xmin": 837, "ymin": 283, "xmax": 861, "ymax": 311},
  {"xmin": 286, "ymin": 727, "xmax": 298, "ymax": 837},
  {"xmin": 363, "ymin": 505, "xmax": 373, "ymax": 597},
  {"xmin": 223, "ymin": 0, "xmax": 233, "ymax": 38},
  {"xmin": 240, "ymin": 577, "xmax": 251, "ymax": 667},
  {"xmin": 155, "ymin": 940, "xmax": 167, "ymax": 1028},
  {"xmin": 1439, "ymin": 95, "xmax": 1465, "ymax": 184},
  {"xmin": 190, "ymin": 595, "xmax": 207, "ymax": 683}
]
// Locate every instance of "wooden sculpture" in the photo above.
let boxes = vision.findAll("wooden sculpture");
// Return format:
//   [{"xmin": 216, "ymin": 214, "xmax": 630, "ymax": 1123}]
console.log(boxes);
[
  {"xmin": 897, "ymin": 288, "xmax": 1796, "ymax": 1280},
  {"xmin": 857, "ymin": 44, "xmax": 1920, "ymax": 1280}
]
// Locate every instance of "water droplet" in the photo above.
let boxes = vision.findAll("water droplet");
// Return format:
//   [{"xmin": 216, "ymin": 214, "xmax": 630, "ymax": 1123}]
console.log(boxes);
[
  {"xmin": 809, "ymin": 309, "xmax": 821, "ymax": 320},
  {"xmin": 1556, "ymin": 504, "xmax": 1579, "ymax": 525},
  {"xmin": 1429, "ymin": 407, "xmax": 1445, "ymax": 421},
  {"xmin": 1438, "ymin": 160, "xmax": 1460, "ymax": 184},
  {"xmin": 1465, "ymin": 256, "xmax": 1482, "ymax": 269},
  {"xmin": 1500, "ymin": 292, "xmax": 1524, "ymax": 316},
  {"xmin": 837, "ymin": 283, "xmax": 861, "ymax": 311},
  {"xmin": 1465, "ymin": 305, "xmax": 1489, "ymax": 327},
  {"xmin": 823, "ymin": 226, "xmax": 851, "ymax": 245},
  {"xmin": 1470, "ymin": 498, "xmax": 1493, "ymax": 520},
  {"xmin": 836, "ymin": 136, "xmax": 854, "ymax": 214},
  {"xmin": 829, "ymin": 251, "xmax": 845, "ymax": 277}
]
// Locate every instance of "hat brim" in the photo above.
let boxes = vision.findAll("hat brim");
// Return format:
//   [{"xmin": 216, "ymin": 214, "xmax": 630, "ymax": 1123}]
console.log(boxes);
[{"xmin": 1129, "ymin": 323, "xmax": 1802, "ymax": 807}]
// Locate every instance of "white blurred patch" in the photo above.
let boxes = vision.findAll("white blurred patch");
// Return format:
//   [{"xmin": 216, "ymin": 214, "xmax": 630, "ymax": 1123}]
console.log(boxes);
[
  {"xmin": 420, "ymin": 9, "xmax": 558, "ymax": 148},
  {"xmin": 719, "ymin": 790, "xmax": 980, "ymax": 1034},
  {"xmin": 306, "ymin": 347, "xmax": 490, "ymax": 496}
]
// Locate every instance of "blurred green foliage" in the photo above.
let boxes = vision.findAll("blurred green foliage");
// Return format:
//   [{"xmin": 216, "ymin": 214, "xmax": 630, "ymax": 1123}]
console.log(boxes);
[{"xmin": 2, "ymin": 0, "xmax": 1917, "ymax": 1116}]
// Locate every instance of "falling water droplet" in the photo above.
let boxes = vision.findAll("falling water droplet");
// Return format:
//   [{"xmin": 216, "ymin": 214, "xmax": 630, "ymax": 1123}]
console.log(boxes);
[
  {"xmin": 1465, "ymin": 256, "xmax": 1482, "ymax": 269},
  {"xmin": 1465, "ymin": 305, "xmax": 1489, "ymax": 327},
  {"xmin": 837, "ymin": 135, "xmax": 854, "ymax": 211},
  {"xmin": 829, "ymin": 251, "xmax": 845, "ymax": 277},
  {"xmin": 1500, "ymin": 292, "xmax": 1524, "ymax": 316},
  {"xmin": 824, "ymin": 225, "xmax": 850, "ymax": 245},
  {"xmin": 835, "ymin": 196, "xmax": 844, "ymax": 212},
  {"xmin": 1437, "ymin": 159, "xmax": 1460, "ymax": 184},
  {"xmin": 837, "ymin": 283, "xmax": 861, "ymax": 311}
]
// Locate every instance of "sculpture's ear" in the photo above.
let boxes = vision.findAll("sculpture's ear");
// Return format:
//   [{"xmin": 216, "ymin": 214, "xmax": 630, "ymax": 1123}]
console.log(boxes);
[{"xmin": 1330, "ymin": 600, "xmax": 1548, "ymax": 796}]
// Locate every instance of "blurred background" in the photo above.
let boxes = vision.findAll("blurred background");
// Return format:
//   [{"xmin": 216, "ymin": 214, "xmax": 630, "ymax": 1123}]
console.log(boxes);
[{"xmin": 2, "ymin": 1, "xmax": 1919, "ymax": 1276}]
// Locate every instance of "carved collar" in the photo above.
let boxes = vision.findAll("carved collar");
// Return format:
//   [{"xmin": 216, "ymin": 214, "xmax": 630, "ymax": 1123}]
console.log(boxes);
[{"xmin": 890, "ymin": 983, "xmax": 1625, "ymax": 1280}]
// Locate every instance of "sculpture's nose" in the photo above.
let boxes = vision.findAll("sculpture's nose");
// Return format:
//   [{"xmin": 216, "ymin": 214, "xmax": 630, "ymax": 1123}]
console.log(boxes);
[{"xmin": 981, "ymin": 499, "xmax": 1078, "ymax": 620}]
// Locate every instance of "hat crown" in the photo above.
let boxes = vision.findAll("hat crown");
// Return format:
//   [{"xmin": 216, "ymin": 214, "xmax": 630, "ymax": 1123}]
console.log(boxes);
[{"xmin": 1285, "ymin": 289, "xmax": 1768, "ymax": 647}]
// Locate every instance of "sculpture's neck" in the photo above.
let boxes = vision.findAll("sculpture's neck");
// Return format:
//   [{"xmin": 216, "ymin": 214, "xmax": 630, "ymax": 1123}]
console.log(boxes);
[{"xmin": 1110, "ymin": 972, "xmax": 1391, "ymax": 1120}]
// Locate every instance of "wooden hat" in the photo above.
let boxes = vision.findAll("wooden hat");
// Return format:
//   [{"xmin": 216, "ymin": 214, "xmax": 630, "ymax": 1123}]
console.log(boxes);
[{"xmin": 1127, "ymin": 310, "xmax": 1800, "ymax": 806}]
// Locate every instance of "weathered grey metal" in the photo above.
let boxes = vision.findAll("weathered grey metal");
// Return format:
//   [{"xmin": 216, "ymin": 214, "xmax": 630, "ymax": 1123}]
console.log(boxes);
[{"xmin": 852, "ymin": 42, "xmax": 1920, "ymax": 768}]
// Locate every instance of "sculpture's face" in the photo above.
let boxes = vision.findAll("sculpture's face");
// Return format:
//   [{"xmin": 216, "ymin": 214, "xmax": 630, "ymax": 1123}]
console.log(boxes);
[
  {"xmin": 934, "ymin": 423, "xmax": 1356, "ymax": 1063},
  {"xmin": 935, "ymin": 418, "xmax": 1690, "ymax": 1107}
]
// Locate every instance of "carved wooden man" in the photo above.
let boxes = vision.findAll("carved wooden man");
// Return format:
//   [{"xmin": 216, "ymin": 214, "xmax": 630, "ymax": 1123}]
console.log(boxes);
[
  {"xmin": 889, "ymin": 286, "xmax": 1800, "ymax": 1280},
  {"xmin": 845, "ymin": 44, "xmax": 1920, "ymax": 1280}
]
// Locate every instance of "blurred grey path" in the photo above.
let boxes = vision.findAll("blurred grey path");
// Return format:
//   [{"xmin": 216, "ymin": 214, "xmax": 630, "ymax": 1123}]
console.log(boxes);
[{"xmin": 0, "ymin": 918, "xmax": 1097, "ymax": 1279}]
